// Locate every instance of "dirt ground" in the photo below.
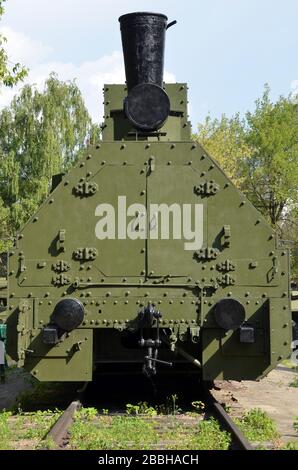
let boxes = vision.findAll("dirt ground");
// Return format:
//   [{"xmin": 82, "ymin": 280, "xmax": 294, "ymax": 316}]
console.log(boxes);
[{"xmin": 212, "ymin": 366, "xmax": 298, "ymax": 444}]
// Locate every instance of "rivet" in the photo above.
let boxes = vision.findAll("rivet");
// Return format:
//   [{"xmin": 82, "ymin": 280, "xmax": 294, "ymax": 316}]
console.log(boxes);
[
  {"xmin": 141, "ymin": 270, "xmax": 145, "ymax": 275},
  {"xmin": 281, "ymin": 271, "xmax": 286, "ymax": 276},
  {"xmin": 96, "ymin": 144, "xmax": 101, "ymax": 149},
  {"xmin": 209, "ymin": 165, "xmax": 214, "ymax": 170},
  {"xmin": 262, "ymin": 293, "xmax": 267, "ymax": 298},
  {"xmin": 256, "ymin": 219, "xmax": 261, "ymax": 224},
  {"xmin": 255, "ymin": 301, "xmax": 260, "ymax": 305},
  {"xmin": 103, "ymin": 300, "xmax": 106, "ymax": 305},
  {"xmin": 125, "ymin": 291, "xmax": 131, "ymax": 296},
  {"xmin": 101, "ymin": 161, "xmax": 106, "ymax": 165},
  {"xmin": 125, "ymin": 300, "xmax": 129, "ymax": 305},
  {"xmin": 80, "ymin": 162, "xmax": 85, "ymax": 167},
  {"xmin": 180, "ymin": 301, "xmax": 184, "ymax": 304},
  {"xmin": 39, "ymin": 301, "xmax": 43, "ymax": 305},
  {"xmin": 282, "ymin": 251, "xmax": 287, "ymax": 256},
  {"xmin": 140, "ymin": 190, "xmax": 146, "ymax": 196},
  {"xmin": 169, "ymin": 300, "xmax": 173, "ymax": 304},
  {"xmin": 33, "ymin": 216, "xmax": 38, "ymax": 222},
  {"xmin": 227, "ymin": 292, "xmax": 232, "ymax": 297},
  {"xmin": 188, "ymin": 161, "xmax": 192, "ymax": 165},
  {"xmin": 167, "ymin": 161, "xmax": 172, "ymax": 165},
  {"xmin": 106, "ymin": 292, "xmax": 111, "ymax": 297},
  {"xmin": 158, "ymin": 300, "xmax": 162, "ymax": 304},
  {"xmin": 246, "ymin": 301, "xmax": 250, "ymax": 305},
  {"xmin": 48, "ymin": 301, "xmax": 52, "ymax": 305},
  {"xmin": 136, "ymin": 300, "xmax": 140, "ymax": 305},
  {"xmin": 201, "ymin": 172, "xmax": 206, "ymax": 177},
  {"xmin": 164, "ymin": 292, "xmax": 168, "ymax": 297},
  {"xmin": 171, "ymin": 144, "xmax": 176, "ymax": 149},
  {"xmin": 245, "ymin": 292, "xmax": 250, "ymax": 297},
  {"xmin": 283, "ymin": 306, "xmax": 287, "ymax": 310},
  {"xmin": 114, "ymin": 301, "xmax": 118, "ymax": 305},
  {"xmin": 191, "ymin": 144, "xmax": 196, "ymax": 150},
  {"xmin": 49, "ymin": 199, "xmax": 54, "ymax": 204},
  {"xmin": 145, "ymin": 144, "xmax": 151, "ymax": 149},
  {"xmin": 282, "ymin": 292, "xmax": 287, "ymax": 297},
  {"xmin": 122, "ymin": 278, "xmax": 127, "ymax": 282},
  {"xmin": 121, "ymin": 144, "xmax": 126, "ymax": 150},
  {"xmin": 90, "ymin": 320, "xmax": 95, "ymax": 325}
]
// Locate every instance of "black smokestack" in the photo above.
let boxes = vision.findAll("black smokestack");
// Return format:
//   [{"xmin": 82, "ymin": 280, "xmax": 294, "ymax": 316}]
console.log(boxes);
[{"xmin": 119, "ymin": 12, "xmax": 176, "ymax": 132}]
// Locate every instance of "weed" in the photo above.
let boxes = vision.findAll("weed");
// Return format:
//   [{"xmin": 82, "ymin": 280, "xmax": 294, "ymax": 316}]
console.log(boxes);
[
  {"xmin": 294, "ymin": 417, "xmax": 298, "ymax": 434},
  {"xmin": 191, "ymin": 401, "xmax": 205, "ymax": 414},
  {"xmin": 0, "ymin": 411, "xmax": 12, "ymax": 450},
  {"xmin": 289, "ymin": 377, "xmax": 298, "ymax": 388},
  {"xmin": 76, "ymin": 407, "xmax": 98, "ymax": 421},
  {"xmin": 284, "ymin": 441, "xmax": 298, "ymax": 450},
  {"xmin": 126, "ymin": 402, "xmax": 157, "ymax": 417},
  {"xmin": 164, "ymin": 417, "xmax": 231, "ymax": 450},
  {"xmin": 235, "ymin": 408, "xmax": 279, "ymax": 443},
  {"xmin": 70, "ymin": 415, "xmax": 158, "ymax": 450}
]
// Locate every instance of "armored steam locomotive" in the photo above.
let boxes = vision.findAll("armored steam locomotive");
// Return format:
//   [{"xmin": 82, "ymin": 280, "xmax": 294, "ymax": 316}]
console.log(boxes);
[{"xmin": 2, "ymin": 12, "xmax": 292, "ymax": 382}]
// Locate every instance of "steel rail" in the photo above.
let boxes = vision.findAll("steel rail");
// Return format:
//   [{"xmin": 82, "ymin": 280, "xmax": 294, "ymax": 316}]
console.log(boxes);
[
  {"xmin": 42, "ymin": 400, "xmax": 81, "ymax": 448},
  {"xmin": 205, "ymin": 389, "xmax": 253, "ymax": 450}
]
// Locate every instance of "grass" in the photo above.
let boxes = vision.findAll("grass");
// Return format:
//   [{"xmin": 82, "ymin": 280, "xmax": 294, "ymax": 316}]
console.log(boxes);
[
  {"xmin": 68, "ymin": 406, "xmax": 231, "ymax": 450},
  {"xmin": 0, "ymin": 412, "xmax": 11, "ymax": 450},
  {"xmin": 235, "ymin": 408, "xmax": 279, "ymax": 443},
  {"xmin": 289, "ymin": 377, "xmax": 298, "ymax": 388}
]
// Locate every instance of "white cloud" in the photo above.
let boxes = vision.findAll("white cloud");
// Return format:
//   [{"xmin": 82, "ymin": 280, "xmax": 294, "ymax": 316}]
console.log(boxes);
[
  {"xmin": 1, "ymin": 26, "xmax": 53, "ymax": 65},
  {"xmin": 0, "ymin": 27, "xmax": 176, "ymax": 123}
]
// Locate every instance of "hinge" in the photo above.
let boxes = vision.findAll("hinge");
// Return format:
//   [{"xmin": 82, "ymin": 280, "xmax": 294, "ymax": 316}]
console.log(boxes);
[
  {"xmin": 148, "ymin": 156, "xmax": 155, "ymax": 173},
  {"xmin": 194, "ymin": 180, "xmax": 220, "ymax": 197},
  {"xmin": 57, "ymin": 229, "xmax": 66, "ymax": 252},
  {"xmin": 52, "ymin": 273, "xmax": 71, "ymax": 286},
  {"xmin": 73, "ymin": 247, "xmax": 98, "ymax": 261},
  {"xmin": 217, "ymin": 273, "xmax": 236, "ymax": 286},
  {"xmin": 221, "ymin": 225, "xmax": 231, "ymax": 247},
  {"xmin": 195, "ymin": 247, "xmax": 220, "ymax": 260},
  {"xmin": 52, "ymin": 260, "xmax": 71, "ymax": 273},
  {"xmin": 74, "ymin": 178, "xmax": 98, "ymax": 197},
  {"xmin": 216, "ymin": 259, "xmax": 235, "ymax": 272}
]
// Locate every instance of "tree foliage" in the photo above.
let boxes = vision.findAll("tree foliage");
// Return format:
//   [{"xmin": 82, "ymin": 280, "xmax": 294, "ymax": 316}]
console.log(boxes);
[
  {"xmin": 0, "ymin": 74, "xmax": 100, "ymax": 251},
  {"xmin": 195, "ymin": 114, "xmax": 250, "ymax": 186},
  {"xmin": 194, "ymin": 86, "xmax": 298, "ymax": 278},
  {"xmin": 0, "ymin": 0, "xmax": 27, "ymax": 88}
]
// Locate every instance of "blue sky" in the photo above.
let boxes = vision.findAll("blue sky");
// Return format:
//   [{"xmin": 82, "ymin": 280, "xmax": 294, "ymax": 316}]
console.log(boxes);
[{"xmin": 1, "ymin": 0, "xmax": 298, "ymax": 129}]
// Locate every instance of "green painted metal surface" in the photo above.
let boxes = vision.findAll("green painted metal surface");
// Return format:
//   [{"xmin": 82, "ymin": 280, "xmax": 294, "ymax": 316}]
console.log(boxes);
[{"xmin": 4, "ymin": 82, "xmax": 292, "ymax": 382}]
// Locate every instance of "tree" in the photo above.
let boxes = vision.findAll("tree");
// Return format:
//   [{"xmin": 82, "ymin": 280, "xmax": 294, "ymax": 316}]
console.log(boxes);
[
  {"xmin": 242, "ymin": 85, "xmax": 298, "ymax": 226},
  {"xmin": 0, "ymin": 0, "xmax": 27, "ymax": 87},
  {"xmin": 0, "ymin": 74, "xmax": 101, "ymax": 251},
  {"xmin": 194, "ymin": 113, "xmax": 250, "ymax": 187}
]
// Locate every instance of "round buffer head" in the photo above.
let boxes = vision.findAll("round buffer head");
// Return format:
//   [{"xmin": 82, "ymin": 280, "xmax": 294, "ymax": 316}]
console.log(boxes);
[{"xmin": 124, "ymin": 83, "xmax": 170, "ymax": 132}]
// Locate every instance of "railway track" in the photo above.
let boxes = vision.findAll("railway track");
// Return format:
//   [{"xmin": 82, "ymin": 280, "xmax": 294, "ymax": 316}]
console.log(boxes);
[
  {"xmin": 204, "ymin": 389, "xmax": 253, "ymax": 450},
  {"xmin": 42, "ymin": 392, "xmax": 252, "ymax": 450},
  {"xmin": 42, "ymin": 400, "xmax": 81, "ymax": 448}
]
